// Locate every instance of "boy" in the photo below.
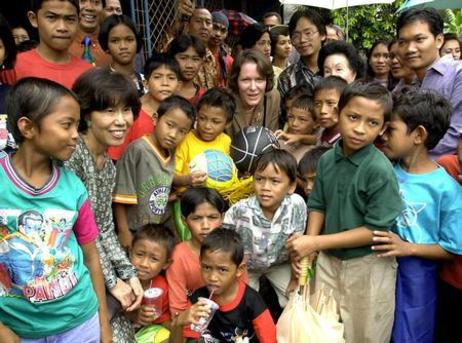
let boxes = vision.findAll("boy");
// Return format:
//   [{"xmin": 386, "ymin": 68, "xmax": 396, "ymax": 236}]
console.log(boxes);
[
  {"xmin": 113, "ymin": 95, "xmax": 195, "ymax": 250},
  {"xmin": 171, "ymin": 227, "xmax": 276, "ymax": 343},
  {"xmin": 313, "ymin": 76, "xmax": 347, "ymax": 147},
  {"xmin": 297, "ymin": 146, "xmax": 330, "ymax": 198},
  {"xmin": 288, "ymin": 82, "xmax": 403, "ymax": 343},
  {"xmin": 174, "ymin": 87, "xmax": 235, "ymax": 188},
  {"xmin": 224, "ymin": 149, "xmax": 307, "ymax": 307},
  {"xmin": 373, "ymin": 90, "xmax": 462, "ymax": 343},
  {"xmin": 7, "ymin": 0, "xmax": 92, "ymax": 89},
  {"xmin": 108, "ymin": 53, "xmax": 181, "ymax": 160}
]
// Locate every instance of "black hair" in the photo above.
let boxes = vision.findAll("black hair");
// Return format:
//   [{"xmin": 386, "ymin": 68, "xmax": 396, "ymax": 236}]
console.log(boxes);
[
  {"xmin": 157, "ymin": 95, "xmax": 196, "ymax": 123},
  {"xmin": 262, "ymin": 12, "xmax": 282, "ymax": 24},
  {"xmin": 270, "ymin": 25, "xmax": 289, "ymax": 57},
  {"xmin": 240, "ymin": 23, "xmax": 270, "ymax": 50},
  {"xmin": 285, "ymin": 84, "xmax": 314, "ymax": 103},
  {"xmin": 16, "ymin": 39, "xmax": 39, "ymax": 52},
  {"xmin": 200, "ymin": 226, "xmax": 244, "ymax": 266},
  {"xmin": 392, "ymin": 90, "xmax": 451, "ymax": 150},
  {"xmin": 30, "ymin": 0, "xmax": 79, "ymax": 13},
  {"xmin": 366, "ymin": 40, "xmax": 389, "ymax": 78},
  {"xmin": 144, "ymin": 53, "xmax": 181, "ymax": 80},
  {"xmin": 254, "ymin": 149, "xmax": 298, "ymax": 184},
  {"xmin": 288, "ymin": 8, "xmax": 327, "ymax": 38},
  {"xmin": 0, "ymin": 13, "xmax": 17, "ymax": 69},
  {"xmin": 6, "ymin": 77, "xmax": 78, "ymax": 143},
  {"xmin": 180, "ymin": 187, "xmax": 227, "ymax": 218},
  {"xmin": 441, "ymin": 32, "xmax": 461, "ymax": 52},
  {"xmin": 168, "ymin": 34, "xmax": 206, "ymax": 59},
  {"xmin": 290, "ymin": 94, "xmax": 315, "ymax": 115},
  {"xmin": 197, "ymin": 88, "xmax": 235, "ymax": 123},
  {"xmin": 338, "ymin": 81, "xmax": 393, "ymax": 122},
  {"xmin": 298, "ymin": 146, "xmax": 331, "ymax": 175},
  {"xmin": 132, "ymin": 224, "xmax": 176, "ymax": 260},
  {"xmin": 397, "ymin": 8, "xmax": 444, "ymax": 38},
  {"xmin": 314, "ymin": 75, "xmax": 348, "ymax": 96},
  {"xmin": 317, "ymin": 40, "xmax": 364, "ymax": 79},
  {"xmin": 72, "ymin": 67, "xmax": 141, "ymax": 132},
  {"xmin": 98, "ymin": 14, "xmax": 142, "ymax": 53}
]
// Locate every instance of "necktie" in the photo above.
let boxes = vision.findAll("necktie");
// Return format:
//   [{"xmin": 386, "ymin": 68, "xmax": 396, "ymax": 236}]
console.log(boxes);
[{"xmin": 82, "ymin": 35, "xmax": 96, "ymax": 66}]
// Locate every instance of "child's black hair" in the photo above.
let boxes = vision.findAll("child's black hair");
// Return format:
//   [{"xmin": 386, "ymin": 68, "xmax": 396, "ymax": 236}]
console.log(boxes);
[
  {"xmin": 98, "ymin": 14, "xmax": 142, "ymax": 53},
  {"xmin": 397, "ymin": 8, "xmax": 443, "ymax": 38},
  {"xmin": 392, "ymin": 90, "xmax": 451, "ymax": 150},
  {"xmin": 197, "ymin": 88, "xmax": 236, "ymax": 123},
  {"xmin": 0, "ymin": 14, "xmax": 17, "ymax": 69},
  {"xmin": 168, "ymin": 34, "xmax": 206, "ymax": 59},
  {"xmin": 314, "ymin": 75, "xmax": 348, "ymax": 96},
  {"xmin": 254, "ymin": 149, "xmax": 298, "ymax": 184},
  {"xmin": 6, "ymin": 77, "xmax": 78, "ymax": 143},
  {"xmin": 290, "ymin": 94, "xmax": 315, "ymax": 116},
  {"xmin": 144, "ymin": 53, "xmax": 181, "ymax": 80},
  {"xmin": 180, "ymin": 187, "xmax": 227, "ymax": 218},
  {"xmin": 72, "ymin": 67, "xmax": 141, "ymax": 132},
  {"xmin": 30, "ymin": 0, "xmax": 79, "ymax": 13},
  {"xmin": 132, "ymin": 224, "xmax": 176, "ymax": 260},
  {"xmin": 298, "ymin": 146, "xmax": 331, "ymax": 176},
  {"xmin": 157, "ymin": 95, "xmax": 196, "ymax": 124},
  {"xmin": 200, "ymin": 226, "xmax": 244, "ymax": 266},
  {"xmin": 284, "ymin": 84, "xmax": 314, "ymax": 103},
  {"xmin": 338, "ymin": 81, "xmax": 392, "ymax": 122}
]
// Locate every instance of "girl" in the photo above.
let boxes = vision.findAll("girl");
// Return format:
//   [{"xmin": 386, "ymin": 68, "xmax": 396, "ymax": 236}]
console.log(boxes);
[
  {"xmin": 99, "ymin": 14, "xmax": 146, "ymax": 97},
  {"xmin": 270, "ymin": 25, "xmax": 292, "ymax": 70},
  {"xmin": 0, "ymin": 77, "xmax": 111, "ymax": 342},
  {"xmin": 65, "ymin": 67, "xmax": 144, "ymax": 342},
  {"xmin": 365, "ymin": 40, "xmax": 395, "ymax": 91}
]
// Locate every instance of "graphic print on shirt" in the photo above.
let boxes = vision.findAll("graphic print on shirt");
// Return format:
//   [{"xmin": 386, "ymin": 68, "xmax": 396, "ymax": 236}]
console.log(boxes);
[
  {"xmin": 396, "ymin": 190, "xmax": 426, "ymax": 233},
  {"xmin": 0, "ymin": 208, "xmax": 77, "ymax": 302},
  {"xmin": 138, "ymin": 174, "xmax": 171, "ymax": 216}
]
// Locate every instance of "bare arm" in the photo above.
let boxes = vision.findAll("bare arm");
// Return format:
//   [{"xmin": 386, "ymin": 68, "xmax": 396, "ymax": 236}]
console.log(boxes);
[{"xmin": 0, "ymin": 323, "xmax": 19, "ymax": 343}]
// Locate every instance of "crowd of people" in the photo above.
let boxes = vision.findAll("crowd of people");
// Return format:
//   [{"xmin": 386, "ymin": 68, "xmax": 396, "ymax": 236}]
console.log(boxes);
[{"xmin": 0, "ymin": 0, "xmax": 461, "ymax": 342}]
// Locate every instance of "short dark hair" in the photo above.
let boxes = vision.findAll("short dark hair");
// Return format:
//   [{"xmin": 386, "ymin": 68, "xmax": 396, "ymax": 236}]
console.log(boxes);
[
  {"xmin": 288, "ymin": 8, "xmax": 326, "ymax": 38},
  {"xmin": 229, "ymin": 50, "xmax": 274, "ymax": 93},
  {"xmin": 254, "ymin": 149, "xmax": 298, "ymax": 184},
  {"xmin": 285, "ymin": 84, "xmax": 314, "ymax": 103},
  {"xmin": 98, "ymin": 14, "xmax": 142, "ymax": 53},
  {"xmin": 290, "ymin": 94, "xmax": 315, "ymax": 115},
  {"xmin": 392, "ymin": 90, "xmax": 451, "ymax": 150},
  {"xmin": 6, "ymin": 77, "xmax": 78, "ymax": 143},
  {"xmin": 157, "ymin": 95, "xmax": 196, "ymax": 123},
  {"xmin": 169, "ymin": 34, "xmax": 206, "ymax": 59},
  {"xmin": 200, "ymin": 227, "xmax": 244, "ymax": 266},
  {"xmin": 338, "ymin": 81, "xmax": 393, "ymax": 122},
  {"xmin": 180, "ymin": 187, "xmax": 227, "ymax": 218},
  {"xmin": 240, "ymin": 23, "xmax": 270, "ymax": 50},
  {"xmin": 270, "ymin": 25, "xmax": 289, "ymax": 57},
  {"xmin": 30, "ymin": 0, "xmax": 79, "ymax": 13},
  {"xmin": 197, "ymin": 88, "xmax": 235, "ymax": 123},
  {"xmin": 262, "ymin": 12, "xmax": 282, "ymax": 24},
  {"xmin": 132, "ymin": 224, "xmax": 176, "ymax": 260},
  {"xmin": 72, "ymin": 67, "xmax": 141, "ymax": 132},
  {"xmin": 397, "ymin": 8, "xmax": 444, "ymax": 38},
  {"xmin": 318, "ymin": 41, "xmax": 364, "ymax": 79},
  {"xmin": 144, "ymin": 53, "xmax": 180, "ymax": 80},
  {"xmin": 0, "ymin": 14, "xmax": 17, "ymax": 69},
  {"xmin": 314, "ymin": 75, "xmax": 348, "ymax": 96},
  {"xmin": 298, "ymin": 146, "xmax": 331, "ymax": 175}
]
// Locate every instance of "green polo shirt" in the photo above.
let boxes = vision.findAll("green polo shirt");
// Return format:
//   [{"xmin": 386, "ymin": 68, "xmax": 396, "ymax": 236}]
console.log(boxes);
[{"xmin": 308, "ymin": 141, "xmax": 403, "ymax": 260}]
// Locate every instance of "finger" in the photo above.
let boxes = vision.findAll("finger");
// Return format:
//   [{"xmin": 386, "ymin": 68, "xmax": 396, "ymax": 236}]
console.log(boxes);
[
  {"xmin": 371, "ymin": 244, "xmax": 394, "ymax": 251},
  {"xmin": 372, "ymin": 230, "xmax": 389, "ymax": 237},
  {"xmin": 372, "ymin": 236, "xmax": 390, "ymax": 243}
]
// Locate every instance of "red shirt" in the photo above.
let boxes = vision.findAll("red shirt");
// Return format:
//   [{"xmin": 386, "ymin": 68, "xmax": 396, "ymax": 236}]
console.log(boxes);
[{"xmin": 147, "ymin": 275, "xmax": 171, "ymax": 324}]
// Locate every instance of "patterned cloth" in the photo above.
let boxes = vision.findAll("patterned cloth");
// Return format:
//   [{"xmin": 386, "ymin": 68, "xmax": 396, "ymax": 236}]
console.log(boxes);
[
  {"xmin": 277, "ymin": 59, "xmax": 320, "ymax": 99},
  {"xmin": 195, "ymin": 48, "xmax": 218, "ymax": 89}
]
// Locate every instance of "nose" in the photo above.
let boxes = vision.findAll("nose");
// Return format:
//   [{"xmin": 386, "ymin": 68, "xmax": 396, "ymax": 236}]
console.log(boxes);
[
  {"xmin": 249, "ymin": 80, "xmax": 257, "ymax": 90},
  {"xmin": 320, "ymin": 103, "xmax": 328, "ymax": 114},
  {"xmin": 138, "ymin": 256, "xmax": 149, "ymax": 268},
  {"xmin": 56, "ymin": 18, "xmax": 68, "ymax": 32},
  {"xmin": 305, "ymin": 180, "xmax": 314, "ymax": 194},
  {"xmin": 354, "ymin": 121, "xmax": 366, "ymax": 134},
  {"xmin": 114, "ymin": 110, "xmax": 126, "ymax": 125},
  {"xmin": 71, "ymin": 125, "xmax": 78, "ymax": 140},
  {"xmin": 201, "ymin": 217, "xmax": 210, "ymax": 231}
]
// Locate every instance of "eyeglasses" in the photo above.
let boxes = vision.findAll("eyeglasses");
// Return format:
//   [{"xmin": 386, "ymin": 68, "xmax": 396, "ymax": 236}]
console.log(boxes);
[{"xmin": 291, "ymin": 30, "xmax": 319, "ymax": 43}]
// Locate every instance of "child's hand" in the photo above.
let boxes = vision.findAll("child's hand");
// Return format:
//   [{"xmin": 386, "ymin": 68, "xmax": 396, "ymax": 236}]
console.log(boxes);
[
  {"xmin": 274, "ymin": 129, "xmax": 285, "ymax": 139},
  {"xmin": 134, "ymin": 305, "xmax": 158, "ymax": 326},
  {"xmin": 118, "ymin": 230, "xmax": 133, "ymax": 251},
  {"xmin": 176, "ymin": 301, "xmax": 211, "ymax": 327},
  {"xmin": 0, "ymin": 324, "xmax": 19, "ymax": 343},
  {"xmin": 190, "ymin": 171, "xmax": 207, "ymax": 187},
  {"xmin": 371, "ymin": 231, "xmax": 412, "ymax": 257},
  {"xmin": 287, "ymin": 235, "xmax": 317, "ymax": 261},
  {"xmin": 127, "ymin": 277, "xmax": 144, "ymax": 311}
]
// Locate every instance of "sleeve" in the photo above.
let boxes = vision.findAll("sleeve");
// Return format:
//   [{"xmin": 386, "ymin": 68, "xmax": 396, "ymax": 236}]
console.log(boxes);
[
  {"xmin": 223, "ymin": 205, "xmax": 237, "ymax": 226},
  {"xmin": 175, "ymin": 136, "xmax": 189, "ymax": 175},
  {"xmin": 307, "ymin": 157, "xmax": 326, "ymax": 212},
  {"xmin": 437, "ymin": 155, "xmax": 461, "ymax": 183},
  {"xmin": 95, "ymin": 235, "xmax": 118, "ymax": 289},
  {"xmin": 74, "ymin": 199, "xmax": 99, "ymax": 244},
  {"xmin": 277, "ymin": 68, "xmax": 290, "ymax": 100},
  {"xmin": 112, "ymin": 143, "xmax": 140, "ymax": 204},
  {"xmin": 248, "ymin": 288, "xmax": 276, "ymax": 343},
  {"xmin": 438, "ymin": 184, "xmax": 462, "ymax": 255},
  {"xmin": 166, "ymin": 248, "xmax": 191, "ymax": 315}
]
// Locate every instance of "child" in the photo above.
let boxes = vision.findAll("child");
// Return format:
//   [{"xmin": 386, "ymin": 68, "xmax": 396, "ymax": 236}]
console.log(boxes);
[
  {"xmin": 169, "ymin": 34, "xmax": 207, "ymax": 105},
  {"xmin": 275, "ymin": 94, "xmax": 319, "ymax": 162},
  {"xmin": 288, "ymin": 82, "xmax": 403, "ymax": 343},
  {"xmin": 281, "ymin": 83, "xmax": 313, "ymax": 129},
  {"xmin": 99, "ymin": 14, "xmax": 146, "ymax": 97},
  {"xmin": 167, "ymin": 187, "xmax": 227, "ymax": 316},
  {"xmin": 0, "ymin": 77, "xmax": 110, "ymax": 341},
  {"xmin": 108, "ymin": 53, "xmax": 180, "ymax": 160},
  {"xmin": 4, "ymin": 0, "xmax": 92, "ymax": 89},
  {"xmin": 171, "ymin": 227, "xmax": 276, "ymax": 343},
  {"xmin": 297, "ymin": 146, "xmax": 330, "ymax": 198},
  {"xmin": 113, "ymin": 95, "xmax": 195, "ymax": 250},
  {"xmin": 64, "ymin": 67, "xmax": 144, "ymax": 341},
  {"xmin": 373, "ymin": 90, "xmax": 462, "ymax": 343},
  {"xmin": 313, "ymin": 76, "xmax": 347, "ymax": 147},
  {"xmin": 224, "ymin": 149, "xmax": 307, "ymax": 307},
  {"xmin": 174, "ymin": 87, "xmax": 235, "ymax": 188}
]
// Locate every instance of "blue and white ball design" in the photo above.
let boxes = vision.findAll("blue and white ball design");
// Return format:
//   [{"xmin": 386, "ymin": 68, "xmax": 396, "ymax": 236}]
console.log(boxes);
[{"xmin": 189, "ymin": 149, "xmax": 235, "ymax": 182}]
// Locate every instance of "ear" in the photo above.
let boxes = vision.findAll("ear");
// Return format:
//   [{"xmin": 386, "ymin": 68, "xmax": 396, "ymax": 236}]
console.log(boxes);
[
  {"xmin": 236, "ymin": 262, "xmax": 246, "ymax": 278},
  {"xmin": 435, "ymin": 33, "xmax": 444, "ymax": 50},
  {"xmin": 17, "ymin": 116, "xmax": 36, "ymax": 140},
  {"xmin": 414, "ymin": 125, "xmax": 428, "ymax": 145},
  {"xmin": 163, "ymin": 258, "xmax": 173, "ymax": 270},
  {"xmin": 379, "ymin": 121, "xmax": 389, "ymax": 136},
  {"xmin": 27, "ymin": 11, "xmax": 38, "ymax": 29},
  {"xmin": 288, "ymin": 180, "xmax": 297, "ymax": 195}
]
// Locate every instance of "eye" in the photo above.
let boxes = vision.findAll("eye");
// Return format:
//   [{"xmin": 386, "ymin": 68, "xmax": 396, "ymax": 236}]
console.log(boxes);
[
  {"xmin": 369, "ymin": 120, "xmax": 380, "ymax": 127},
  {"xmin": 348, "ymin": 114, "xmax": 358, "ymax": 121}
]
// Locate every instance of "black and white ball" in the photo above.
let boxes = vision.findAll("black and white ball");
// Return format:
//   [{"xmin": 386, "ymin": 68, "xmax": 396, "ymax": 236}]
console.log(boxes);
[{"xmin": 231, "ymin": 126, "xmax": 279, "ymax": 174}]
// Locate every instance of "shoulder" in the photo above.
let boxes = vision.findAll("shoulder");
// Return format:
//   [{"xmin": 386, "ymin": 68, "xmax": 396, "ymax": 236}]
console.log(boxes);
[
  {"xmin": 152, "ymin": 275, "xmax": 168, "ymax": 290},
  {"xmin": 171, "ymin": 242, "xmax": 193, "ymax": 259},
  {"xmin": 69, "ymin": 55, "xmax": 92, "ymax": 71},
  {"xmin": 242, "ymin": 284, "xmax": 267, "ymax": 313},
  {"xmin": 288, "ymin": 193, "xmax": 306, "ymax": 207},
  {"xmin": 363, "ymin": 147, "xmax": 395, "ymax": 176}
]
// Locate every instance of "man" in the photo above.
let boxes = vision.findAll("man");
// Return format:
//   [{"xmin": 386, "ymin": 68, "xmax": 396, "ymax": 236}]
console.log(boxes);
[
  {"xmin": 397, "ymin": 8, "xmax": 462, "ymax": 157},
  {"xmin": 262, "ymin": 12, "xmax": 281, "ymax": 29},
  {"xmin": 209, "ymin": 11, "xmax": 233, "ymax": 87},
  {"xmin": 101, "ymin": 0, "xmax": 122, "ymax": 20},
  {"xmin": 326, "ymin": 24, "xmax": 345, "ymax": 43}
]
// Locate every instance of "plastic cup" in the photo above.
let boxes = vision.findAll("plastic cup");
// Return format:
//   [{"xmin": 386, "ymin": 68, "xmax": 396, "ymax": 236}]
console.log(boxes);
[
  {"xmin": 190, "ymin": 297, "xmax": 219, "ymax": 333},
  {"xmin": 142, "ymin": 287, "xmax": 163, "ymax": 320}
]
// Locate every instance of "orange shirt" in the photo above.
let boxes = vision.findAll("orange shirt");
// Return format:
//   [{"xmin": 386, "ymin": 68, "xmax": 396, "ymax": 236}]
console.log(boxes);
[{"xmin": 69, "ymin": 30, "xmax": 110, "ymax": 67}]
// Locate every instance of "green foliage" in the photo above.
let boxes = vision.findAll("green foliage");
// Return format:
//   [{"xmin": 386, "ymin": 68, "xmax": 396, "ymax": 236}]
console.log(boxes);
[{"xmin": 443, "ymin": 9, "xmax": 462, "ymax": 37}]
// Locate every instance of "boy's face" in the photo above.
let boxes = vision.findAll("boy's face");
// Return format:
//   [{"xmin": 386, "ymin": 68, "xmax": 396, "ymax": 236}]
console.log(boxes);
[
  {"xmin": 185, "ymin": 202, "xmax": 223, "ymax": 245},
  {"xmin": 338, "ymin": 96, "xmax": 386, "ymax": 156},
  {"xmin": 314, "ymin": 89, "xmax": 340, "ymax": 129},
  {"xmin": 130, "ymin": 238, "xmax": 169, "ymax": 282},
  {"xmin": 210, "ymin": 22, "xmax": 228, "ymax": 48},
  {"xmin": 174, "ymin": 47, "xmax": 203, "ymax": 82},
  {"xmin": 200, "ymin": 249, "xmax": 244, "ymax": 297},
  {"xmin": 196, "ymin": 105, "xmax": 229, "ymax": 142},
  {"xmin": 79, "ymin": 0, "xmax": 103, "ymax": 33},
  {"xmin": 287, "ymin": 107, "xmax": 317, "ymax": 135},
  {"xmin": 107, "ymin": 24, "xmax": 137, "ymax": 66},
  {"xmin": 381, "ymin": 114, "xmax": 415, "ymax": 160},
  {"xmin": 147, "ymin": 65, "xmax": 179, "ymax": 103},
  {"xmin": 254, "ymin": 162, "xmax": 296, "ymax": 218},
  {"xmin": 153, "ymin": 107, "xmax": 193, "ymax": 151},
  {"xmin": 300, "ymin": 171, "xmax": 316, "ymax": 196},
  {"xmin": 28, "ymin": 0, "xmax": 79, "ymax": 52}
]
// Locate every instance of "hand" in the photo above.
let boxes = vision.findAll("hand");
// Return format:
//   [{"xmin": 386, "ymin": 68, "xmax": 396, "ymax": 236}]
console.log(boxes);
[
  {"xmin": 287, "ymin": 235, "xmax": 317, "ymax": 261},
  {"xmin": 134, "ymin": 305, "xmax": 158, "ymax": 326},
  {"xmin": 127, "ymin": 277, "xmax": 144, "ymax": 312},
  {"xmin": 118, "ymin": 230, "xmax": 133, "ymax": 251},
  {"xmin": 177, "ymin": 0, "xmax": 194, "ymax": 18},
  {"xmin": 371, "ymin": 230, "xmax": 412, "ymax": 257},
  {"xmin": 176, "ymin": 300, "xmax": 211, "ymax": 327},
  {"xmin": 100, "ymin": 318, "xmax": 113, "ymax": 343},
  {"xmin": 0, "ymin": 325, "xmax": 19, "ymax": 343},
  {"xmin": 190, "ymin": 171, "xmax": 207, "ymax": 187},
  {"xmin": 109, "ymin": 278, "xmax": 136, "ymax": 311}
]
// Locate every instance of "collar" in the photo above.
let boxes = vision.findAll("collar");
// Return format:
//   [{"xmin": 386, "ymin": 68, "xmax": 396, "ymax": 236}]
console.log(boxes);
[
  {"xmin": 248, "ymin": 194, "xmax": 291, "ymax": 221},
  {"xmin": 334, "ymin": 140, "xmax": 374, "ymax": 166},
  {"xmin": 426, "ymin": 55, "xmax": 454, "ymax": 77}
]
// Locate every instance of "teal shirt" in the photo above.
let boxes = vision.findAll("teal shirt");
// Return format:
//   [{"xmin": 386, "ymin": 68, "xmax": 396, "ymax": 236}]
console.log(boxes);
[{"xmin": 308, "ymin": 141, "xmax": 403, "ymax": 260}]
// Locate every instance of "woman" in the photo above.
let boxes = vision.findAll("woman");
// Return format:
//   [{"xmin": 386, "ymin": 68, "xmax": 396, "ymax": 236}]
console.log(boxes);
[
  {"xmin": 365, "ymin": 40, "xmax": 395, "ymax": 90},
  {"xmin": 270, "ymin": 25, "xmax": 292, "ymax": 70},
  {"xmin": 317, "ymin": 40, "xmax": 363, "ymax": 84},
  {"xmin": 227, "ymin": 49, "xmax": 280, "ymax": 137},
  {"xmin": 440, "ymin": 33, "xmax": 461, "ymax": 60}
]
